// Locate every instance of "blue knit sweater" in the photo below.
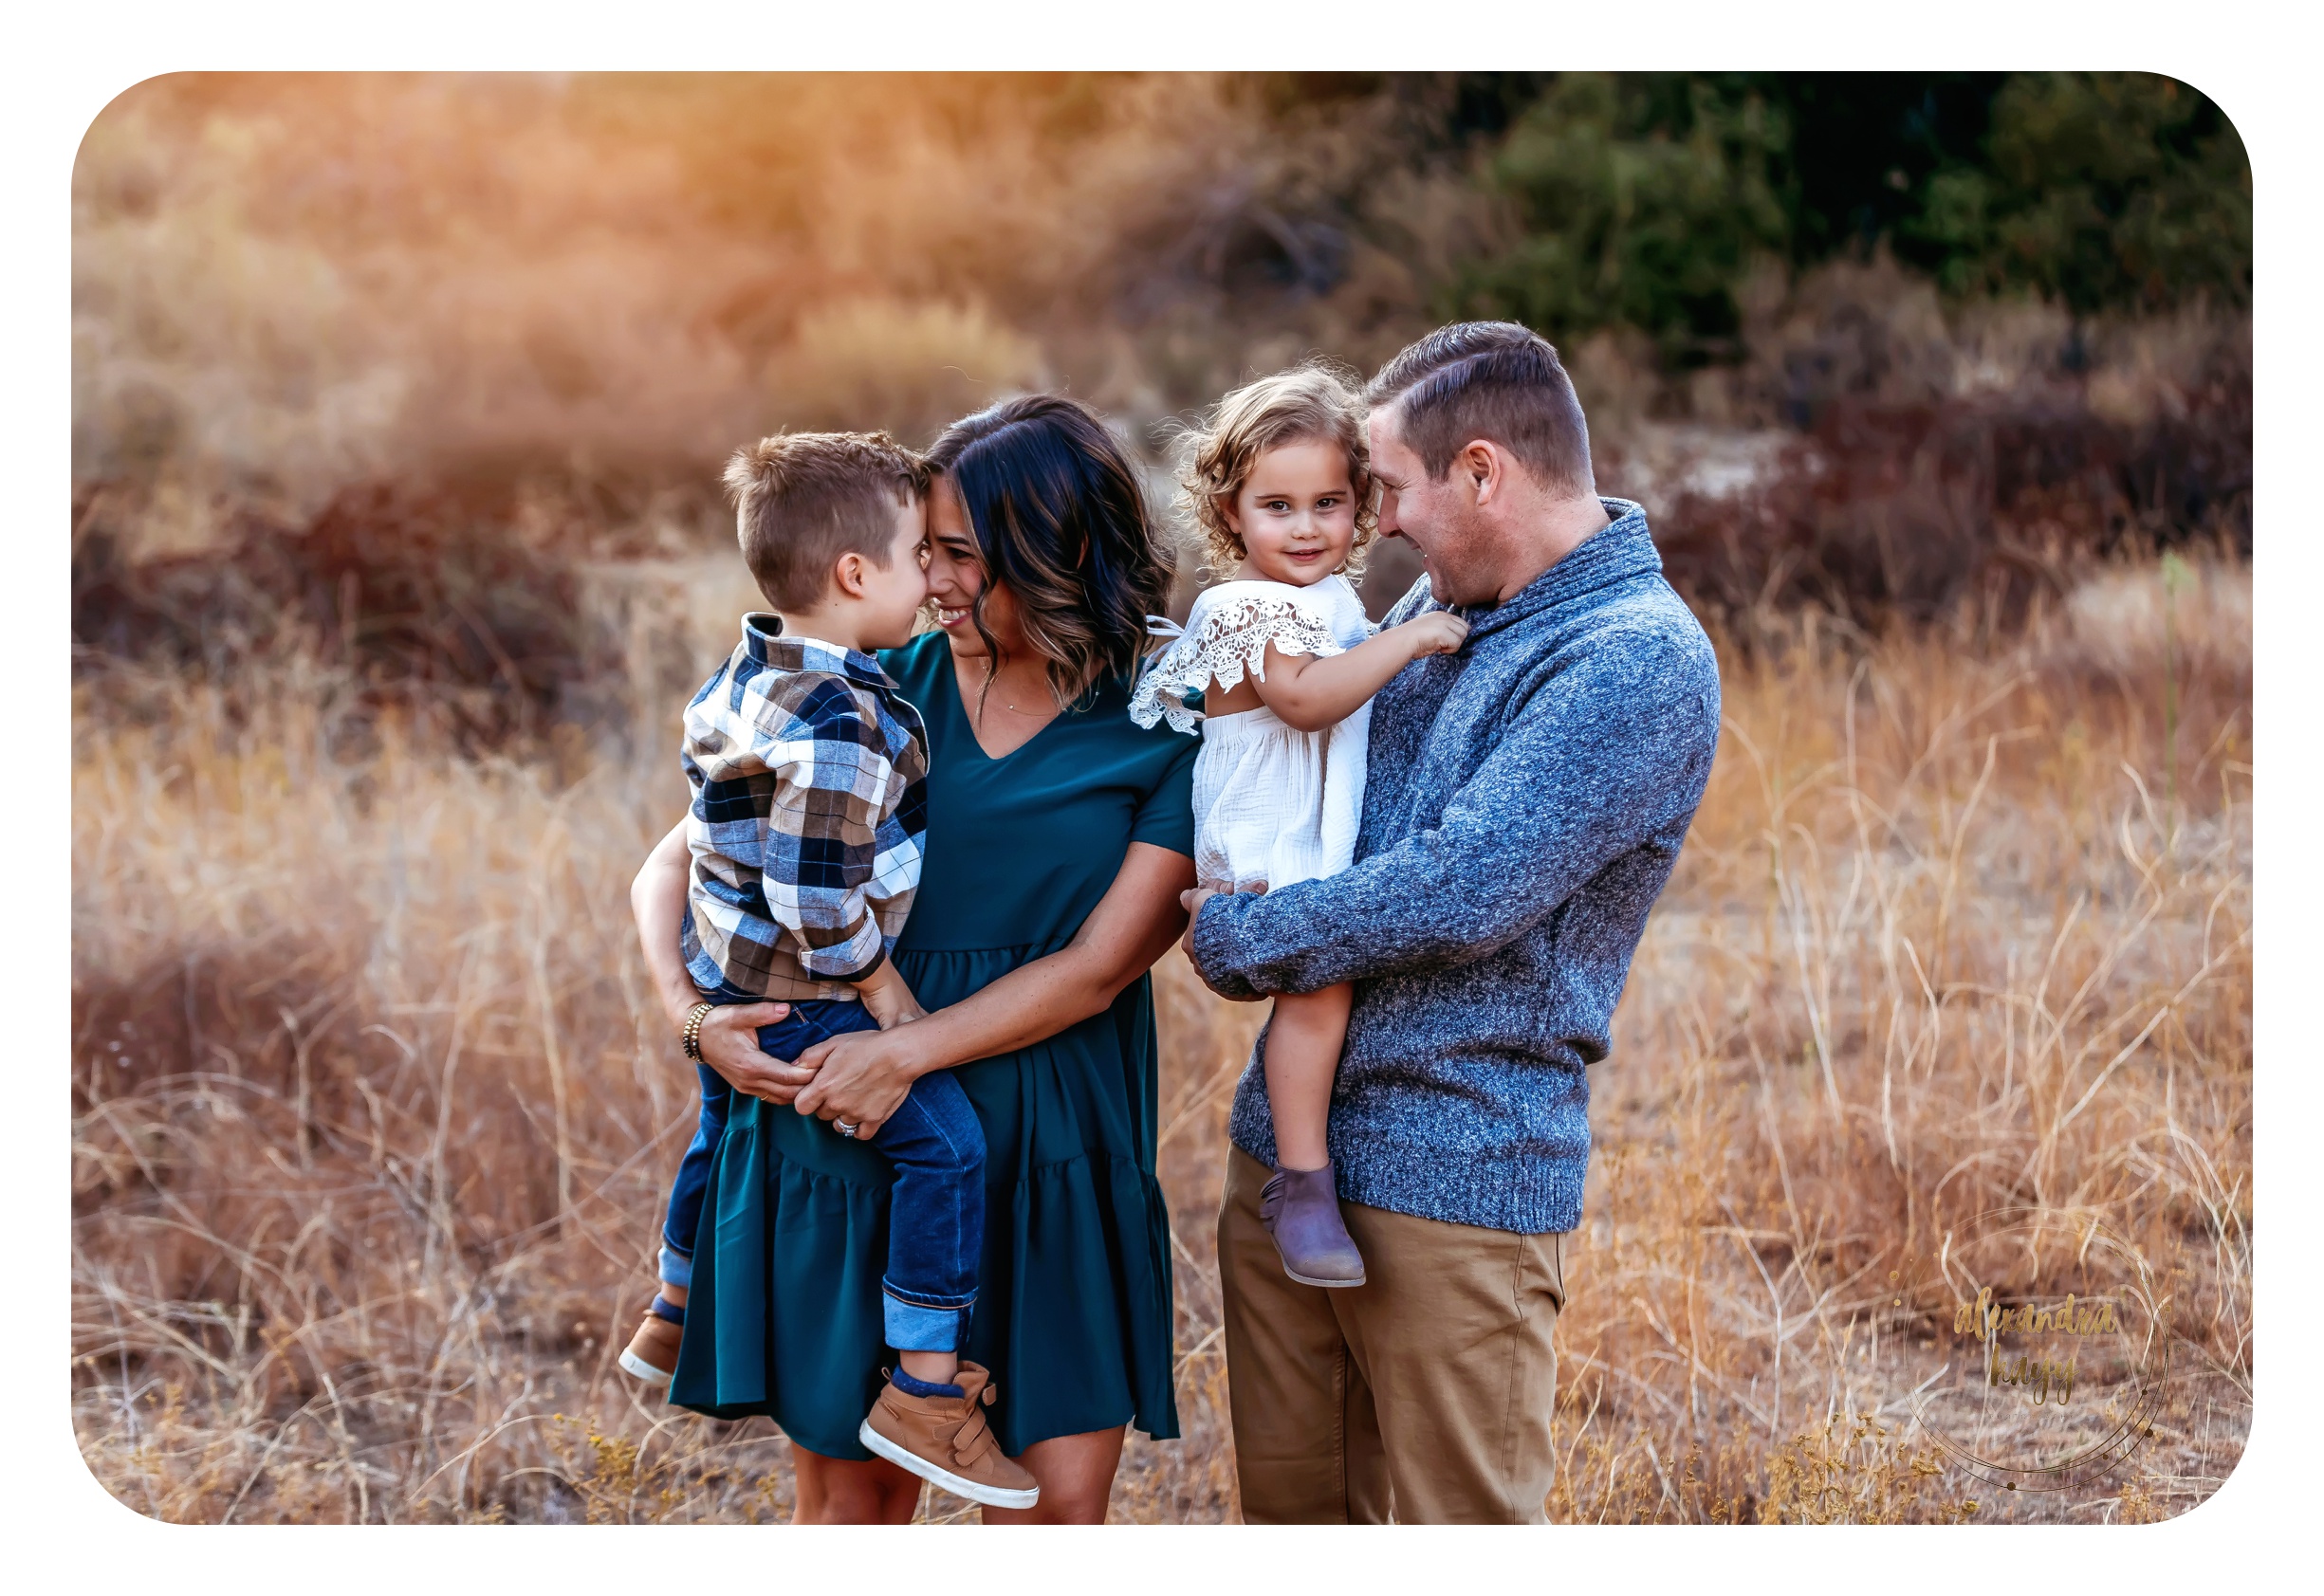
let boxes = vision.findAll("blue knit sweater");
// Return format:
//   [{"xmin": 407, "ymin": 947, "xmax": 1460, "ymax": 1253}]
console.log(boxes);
[{"xmin": 1190, "ymin": 501, "xmax": 1721, "ymax": 1235}]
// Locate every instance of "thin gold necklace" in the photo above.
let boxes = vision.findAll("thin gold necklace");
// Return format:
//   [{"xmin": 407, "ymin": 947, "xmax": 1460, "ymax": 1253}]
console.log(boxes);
[{"xmin": 978, "ymin": 662, "xmax": 1045, "ymax": 718}]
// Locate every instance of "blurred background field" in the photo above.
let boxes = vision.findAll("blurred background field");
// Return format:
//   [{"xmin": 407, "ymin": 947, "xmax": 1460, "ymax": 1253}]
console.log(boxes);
[{"xmin": 70, "ymin": 71, "xmax": 2249, "ymax": 1523}]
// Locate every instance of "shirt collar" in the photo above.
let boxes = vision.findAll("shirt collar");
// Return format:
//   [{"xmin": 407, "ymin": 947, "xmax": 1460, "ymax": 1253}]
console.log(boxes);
[
  {"xmin": 740, "ymin": 613, "xmax": 897, "ymax": 691},
  {"xmin": 1449, "ymin": 498, "xmax": 1663, "ymax": 640}
]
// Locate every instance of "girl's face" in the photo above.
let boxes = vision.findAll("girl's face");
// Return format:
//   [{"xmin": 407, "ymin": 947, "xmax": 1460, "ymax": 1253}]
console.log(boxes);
[
  {"xmin": 1223, "ymin": 436, "xmax": 1358, "ymax": 587},
  {"xmin": 925, "ymin": 474, "xmax": 1027, "ymax": 661}
]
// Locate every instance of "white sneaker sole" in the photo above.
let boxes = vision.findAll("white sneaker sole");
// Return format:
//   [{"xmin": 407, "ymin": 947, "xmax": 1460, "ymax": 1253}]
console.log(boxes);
[
  {"xmin": 858, "ymin": 1419, "xmax": 1041, "ymax": 1510},
  {"xmin": 618, "ymin": 1348, "xmax": 674, "ymax": 1386},
  {"xmin": 1282, "ymin": 1266, "xmax": 1367, "ymax": 1289}
]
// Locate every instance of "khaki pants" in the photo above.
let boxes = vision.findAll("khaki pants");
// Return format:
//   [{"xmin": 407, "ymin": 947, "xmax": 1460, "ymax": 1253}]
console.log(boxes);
[{"xmin": 1217, "ymin": 1147, "xmax": 1568, "ymax": 1524}]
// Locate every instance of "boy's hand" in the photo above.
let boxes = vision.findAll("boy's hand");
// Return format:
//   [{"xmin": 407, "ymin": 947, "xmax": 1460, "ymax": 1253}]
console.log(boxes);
[
  {"xmin": 1393, "ymin": 610, "xmax": 1469, "ymax": 660},
  {"xmin": 863, "ymin": 989, "xmax": 928, "ymax": 1031},
  {"xmin": 851, "ymin": 957, "xmax": 927, "ymax": 1031}
]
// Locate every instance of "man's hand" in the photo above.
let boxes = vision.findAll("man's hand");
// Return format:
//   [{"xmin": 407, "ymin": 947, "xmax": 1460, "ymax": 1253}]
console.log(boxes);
[
  {"xmin": 1178, "ymin": 887, "xmax": 1266, "ymax": 1001},
  {"xmin": 1178, "ymin": 887, "xmax": 1220, "ymax": 965}
]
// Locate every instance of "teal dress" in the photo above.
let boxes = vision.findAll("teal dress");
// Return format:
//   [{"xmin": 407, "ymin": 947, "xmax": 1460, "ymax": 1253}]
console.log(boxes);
[{"xmin": 669, "ymin": 632, "xmax": 1199, "ymax": 1459}]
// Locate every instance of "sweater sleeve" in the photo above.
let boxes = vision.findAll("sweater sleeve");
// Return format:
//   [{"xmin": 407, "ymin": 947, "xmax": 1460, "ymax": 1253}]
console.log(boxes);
[{"xmin": 1189, "ymin": 622, "xmax": 1720, "ymax": 998}]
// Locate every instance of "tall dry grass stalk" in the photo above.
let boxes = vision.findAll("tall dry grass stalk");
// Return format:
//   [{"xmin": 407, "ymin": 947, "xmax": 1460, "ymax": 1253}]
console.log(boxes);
[{"xmin": 70, "ymin": 554, "xmax": 2247, "ymax": 1523}]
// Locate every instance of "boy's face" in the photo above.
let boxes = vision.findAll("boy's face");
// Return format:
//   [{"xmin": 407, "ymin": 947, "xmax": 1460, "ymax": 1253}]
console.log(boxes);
[{"xmin": 853, "ymin": 495, "xmax": 932, "ymax": 651}]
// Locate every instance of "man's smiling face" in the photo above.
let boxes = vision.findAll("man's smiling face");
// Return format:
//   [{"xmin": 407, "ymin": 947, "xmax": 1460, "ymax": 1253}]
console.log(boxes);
[{"xmin": 1368, "ymin": 405, "xmax": 1476, "ymax": 606}]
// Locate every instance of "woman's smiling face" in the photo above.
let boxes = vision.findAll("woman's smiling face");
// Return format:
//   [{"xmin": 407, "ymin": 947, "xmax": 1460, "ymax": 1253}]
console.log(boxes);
[{"xmin": 925, "ymin": 474, "xmax": 1025, "ymax": 660}]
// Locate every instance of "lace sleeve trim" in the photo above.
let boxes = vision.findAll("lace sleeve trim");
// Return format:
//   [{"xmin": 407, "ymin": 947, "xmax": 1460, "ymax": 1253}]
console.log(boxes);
[{"xmin": 1128, "ymin": 592, "xmax": 1343, "ymax": 734}]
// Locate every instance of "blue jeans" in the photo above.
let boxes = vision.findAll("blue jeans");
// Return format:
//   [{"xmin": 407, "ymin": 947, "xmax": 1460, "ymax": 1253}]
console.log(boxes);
[{"xmin": 658, "ymin": 989, "xmax": 987, "ymax": 1354}]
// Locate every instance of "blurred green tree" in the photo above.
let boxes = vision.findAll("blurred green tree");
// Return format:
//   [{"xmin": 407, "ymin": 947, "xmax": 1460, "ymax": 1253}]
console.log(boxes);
[
  {"xmin": 1905, "ymin": 73, "xmax": 2250, "ymax": 311},
  {"xmin": 1440, "ymin": 71, "xmax": 2248, "ymax": 355},
  {"xmin": 1451, "ymin": 73, "xmax": 1793, "ymax": 360}
]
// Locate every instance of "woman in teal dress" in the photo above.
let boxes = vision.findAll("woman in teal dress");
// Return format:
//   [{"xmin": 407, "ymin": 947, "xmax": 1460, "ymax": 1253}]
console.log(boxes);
[{"xmin": 635, "ymin": 396, "xmax": 1199, "ymax": 1523}]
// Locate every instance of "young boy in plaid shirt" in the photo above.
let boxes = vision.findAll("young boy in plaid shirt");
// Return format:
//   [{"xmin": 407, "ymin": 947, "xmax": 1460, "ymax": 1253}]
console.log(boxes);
[{"xmin": 619, "ymin": 431, "xmax": 1037, "ymax": 1510}]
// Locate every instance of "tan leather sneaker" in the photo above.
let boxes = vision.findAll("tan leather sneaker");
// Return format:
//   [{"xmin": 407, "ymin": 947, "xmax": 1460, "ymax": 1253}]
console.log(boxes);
[
  {"xmin": 618, "ymin": 1307, "xmax": 682, "ymax": 1386},
  {"xmin": 858, "ymin": 1362, "xmax": 1041, "ymax": 1510}
]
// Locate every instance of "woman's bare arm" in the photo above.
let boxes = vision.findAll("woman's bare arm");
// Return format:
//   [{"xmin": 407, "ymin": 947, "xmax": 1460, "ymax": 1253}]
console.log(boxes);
[
  {"xmin": 1238, "ymin": 611, "xmax": 1468, "ymax": 733},
  {"xmin": 790, "ymin": 841, "xmax": 1197, "ymax": 1129},
  {"xmin": 632, "ymin": 817, "xmax": 801, "ymax": 1100}
]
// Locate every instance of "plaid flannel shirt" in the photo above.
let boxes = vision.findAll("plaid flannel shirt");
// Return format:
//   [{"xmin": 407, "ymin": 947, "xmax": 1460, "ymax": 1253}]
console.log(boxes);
[{"xmin": 679, "ymin": 615, "xmax": 930, "ymax": 1001}]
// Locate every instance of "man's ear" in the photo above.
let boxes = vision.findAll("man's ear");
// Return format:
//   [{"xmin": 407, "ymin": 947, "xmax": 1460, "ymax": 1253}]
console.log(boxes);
[{"xmin": 1462, "ymin": 440, "xmax": 1502, "ymax": 505}]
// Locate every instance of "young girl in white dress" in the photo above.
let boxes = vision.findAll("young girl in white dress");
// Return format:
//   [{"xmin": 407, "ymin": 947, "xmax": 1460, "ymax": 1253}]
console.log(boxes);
[{"xmin": 1131, "ymin": 364, "xmax": 1467, "ymax": 1285}]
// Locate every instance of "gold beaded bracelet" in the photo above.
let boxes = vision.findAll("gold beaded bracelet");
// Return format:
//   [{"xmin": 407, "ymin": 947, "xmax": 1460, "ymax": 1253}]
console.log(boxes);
[{"xmin": 680, "ymin": 1000, "xmax": 713, "ymax": 1061}]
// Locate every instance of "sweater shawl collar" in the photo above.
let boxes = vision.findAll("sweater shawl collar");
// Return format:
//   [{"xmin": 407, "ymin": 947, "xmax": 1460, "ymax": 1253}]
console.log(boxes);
[{"xmin": 1448, "ymin": 498, "xmax": 1662, "ymax": 643}]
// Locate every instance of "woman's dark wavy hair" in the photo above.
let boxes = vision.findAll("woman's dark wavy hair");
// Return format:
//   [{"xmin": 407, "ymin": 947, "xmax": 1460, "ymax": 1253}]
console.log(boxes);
[{"xmin": 925, "ymin": 394, "xmax": 1175, "ymax": 709}]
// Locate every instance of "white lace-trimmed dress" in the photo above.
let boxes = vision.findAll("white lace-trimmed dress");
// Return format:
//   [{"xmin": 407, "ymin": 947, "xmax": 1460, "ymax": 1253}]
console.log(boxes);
[{"xmin": 1129, "ymin": 575, "xmax": 1374, "ymax": 894}]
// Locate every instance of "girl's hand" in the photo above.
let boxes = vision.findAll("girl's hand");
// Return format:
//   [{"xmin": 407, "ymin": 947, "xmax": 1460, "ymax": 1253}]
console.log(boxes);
[
  {"xmin": 693, "ymin": 1002, "xmax": 815, "ymax": 1103},
  {"xmin": 790, "ymin": 1024, "xmax": 919, "ymax": 1139},
  {"xmin": 1393, "ymin": 610, "xmax": 1469, "ymax": 659}
]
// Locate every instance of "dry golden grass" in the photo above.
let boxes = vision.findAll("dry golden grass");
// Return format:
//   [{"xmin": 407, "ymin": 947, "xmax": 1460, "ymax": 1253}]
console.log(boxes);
[
  {"xmin": 1563, "ymin": 554, "xmax": 2250, "ymax": 1523},
  {"xmin": 70, "ymin": 553, "xmax": 2247, "ymax": 1524}
]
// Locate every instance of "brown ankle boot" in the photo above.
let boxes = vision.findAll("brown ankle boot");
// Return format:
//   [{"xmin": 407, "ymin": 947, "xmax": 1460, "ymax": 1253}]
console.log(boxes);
[
  {"xmin": 618, "ymin": 1303, "xmax": 683, "ymax": 1385},
  {"xmin": 858, "ymin": 1362, "xmax": 1041, "ymax": 1510}
]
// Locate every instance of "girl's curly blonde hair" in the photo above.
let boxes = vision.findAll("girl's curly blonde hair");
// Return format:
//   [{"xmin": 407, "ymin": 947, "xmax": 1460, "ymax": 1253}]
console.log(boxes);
[{"xmin": 1176, "ymin": 360, "xmax": 1377, "ymax": 581}]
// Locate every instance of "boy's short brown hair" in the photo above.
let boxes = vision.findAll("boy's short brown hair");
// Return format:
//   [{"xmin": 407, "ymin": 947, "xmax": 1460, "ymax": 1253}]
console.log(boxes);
[{"xmin": 723, "ymin": 431, "xmax": 930, "ymax": 609}]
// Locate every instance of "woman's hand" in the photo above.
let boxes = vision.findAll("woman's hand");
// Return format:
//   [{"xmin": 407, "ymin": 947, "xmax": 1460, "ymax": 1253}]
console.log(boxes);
[
  {"xmin": 632, "ymin": 816, "xmax": 807, "ymax": 1101},
  {"xmin": 790, "ymin": 1023, "xmax": 920, "ymax": 1139},
  {"xmin": 784, "ymin": 840, "xmax": 1198, "ymax": 1137},
  {"xmin": 694, "ymin": 1001, "xmax": 808, "ymax": 1102}
]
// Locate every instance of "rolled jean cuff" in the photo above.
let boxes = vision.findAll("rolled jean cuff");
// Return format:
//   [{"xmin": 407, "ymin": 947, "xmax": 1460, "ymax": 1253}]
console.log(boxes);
[
  {"xmin": 658, "ymin": 1244, "xmax": 692, "ymax": 1291},
  {"xmin": 882, "ymin": 1285, "xmax": 973, "ymax": 1353}
]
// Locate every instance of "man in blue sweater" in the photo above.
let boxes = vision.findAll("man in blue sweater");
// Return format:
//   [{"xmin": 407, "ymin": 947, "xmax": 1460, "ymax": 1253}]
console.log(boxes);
[{"xmin": 1183, "ymin": 322, "xmax": 1722, "ymax": 1523}]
